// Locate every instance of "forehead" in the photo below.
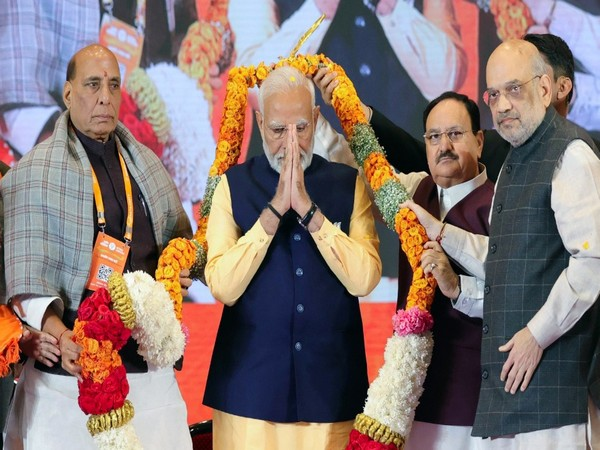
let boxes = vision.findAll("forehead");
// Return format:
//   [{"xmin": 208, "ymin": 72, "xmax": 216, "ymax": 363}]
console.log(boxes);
[
  {"xmin": 486, "ymin": 47, "xmax": 532, "ymax": 88},
  {"xmin": 425, "ymin": 99, "xmax": 471, "ymax": 130},
  {"xmin": 263, "ymin": 87, "xmax": 312, "ymax": 123},
  {"xmin": 74, "ymin": 50, "xmax": 120, "ymax": 81}
]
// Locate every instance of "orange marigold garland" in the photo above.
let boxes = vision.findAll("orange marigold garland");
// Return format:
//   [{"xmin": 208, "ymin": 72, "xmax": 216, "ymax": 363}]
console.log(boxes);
[
  {"xmin": 155, "ymin": 51, "xmax": 436, "ymax": 450},
  {"xmin": 155, "ymin": 237, "xmax": 198, "ymax": 322},
  {"xmin": 489, "ymin": 0, "xmax": 534, "ymax": 41},
  {"xmin": 178, "ymin": 0, "xmax": 235, "ymax": 108}
]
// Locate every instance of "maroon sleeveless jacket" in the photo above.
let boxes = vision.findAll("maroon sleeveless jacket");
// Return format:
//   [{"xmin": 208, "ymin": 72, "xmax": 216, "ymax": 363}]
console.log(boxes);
[{"xmin": 397, "ymin": 175, "xmax": 493, "ymax": 426}]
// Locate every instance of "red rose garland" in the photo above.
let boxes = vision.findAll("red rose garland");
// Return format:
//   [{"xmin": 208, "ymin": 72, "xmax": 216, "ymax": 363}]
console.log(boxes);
[
  {"xmin": 119, "ymin": 90, "xmax": 165, "ymax": 158},
  {"xmin": 72, "ymin": 288, "xmax": 138, "ymax": 446}
]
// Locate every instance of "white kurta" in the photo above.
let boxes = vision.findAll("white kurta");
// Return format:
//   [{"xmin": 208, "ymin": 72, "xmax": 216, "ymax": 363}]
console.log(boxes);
[{"xmin": 4, "ymin": 359, "xmax": 192, "ymax": 450}]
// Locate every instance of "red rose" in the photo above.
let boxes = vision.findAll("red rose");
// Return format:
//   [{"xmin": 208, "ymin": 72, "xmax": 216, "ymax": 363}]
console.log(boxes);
[
  {"xmin": 105, "ymin": 324, "xmax": 131, "ymax": 351},
  {"xmin": 83, "ymin": 311, "xmax": 129, "ymax": 347},
  {"xmin": 96, "ymin": 304, "xmax": 110, "ymax": 318},
  {"xmin": 78, "ymin": 379, "xmax": 104, "ymax": 415},
  {"xmin": 119, "ymin": 91, "xmax": 139, "ymax": 117},
  {"xmin": 122, "ymin": 114, "xmax": 139, "ymax": 133},
  {"xmin": 134, "ymin": 121, "xmax": 164, "ymax": 158},
  {"xmin": 78, "ymin": 291, "xmax": 103, "ymax": 321},
  {"xmin": 83, "ymin": 320, "xmax": 106, "ymax": 341},
  {"xmin": 79, "ymin": 289, "xmax": 111, "ymax": 321},
  {"xmin": 98, "ymin": 365, "xmax": 128, "ymax": 410}
]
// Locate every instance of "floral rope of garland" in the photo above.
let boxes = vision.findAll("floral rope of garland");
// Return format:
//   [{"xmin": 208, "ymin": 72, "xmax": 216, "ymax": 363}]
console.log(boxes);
[
  {"xmin": 72, "ymin": 282, "xmax": 140, "ymax": 449},
  {"xmin": 125, "ymin": 68, "xmax": 171, "ymax": 146},
  {"xmin": 73, "ymin": 271, "xmax": 186, "ymax": 449},
  {"xmin": 489, "ymin": 0, "xmax": 534, "ymax": 41},
  {"xmin": 155, "ymin": 53, "xmax": 437, "ymax": 450},
  {"xmin": 178, "ymin": 0, "xmax": 234, "ymax": 107}
]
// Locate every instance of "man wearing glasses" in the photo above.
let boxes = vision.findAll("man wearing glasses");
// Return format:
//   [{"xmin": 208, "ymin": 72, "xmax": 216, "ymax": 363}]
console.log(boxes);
[
  {"xmin": 406, "ymin": 39, "xmax": 600, "ymax": 448},
  {"xmin": 378, "ymin": 91, "xmax": 494, "ymax": 449},
  {"xmin": 313, "ymin": 33, "xmax": 595, "ymax": 185}
]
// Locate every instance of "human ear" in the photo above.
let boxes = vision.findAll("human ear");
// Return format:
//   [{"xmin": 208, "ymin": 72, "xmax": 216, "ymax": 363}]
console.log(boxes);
[
  {"xmin": 555, "ymin": 76, "xmax": 573, "ymax": 103},
  {"xmin": 63, "ymin": 81, "xmax": 72, "ymax": 108}
]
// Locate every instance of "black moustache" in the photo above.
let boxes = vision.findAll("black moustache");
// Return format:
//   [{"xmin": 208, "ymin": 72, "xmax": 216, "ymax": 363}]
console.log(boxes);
[{"xmin": 437, "ymin": 151, "xmax": 458, "ymax": 163}]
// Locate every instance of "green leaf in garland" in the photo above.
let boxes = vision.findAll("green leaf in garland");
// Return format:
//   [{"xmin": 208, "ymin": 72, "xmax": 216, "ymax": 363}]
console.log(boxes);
[{"xmin": 374, "ymin": 179, "xmax": 411, "ymax": 231}]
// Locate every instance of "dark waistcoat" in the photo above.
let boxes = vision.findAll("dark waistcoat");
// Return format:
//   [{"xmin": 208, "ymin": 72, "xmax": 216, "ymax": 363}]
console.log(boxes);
[
  {"xmin": 473, "ymin": 108, "xmax": 600, "ymax": 437},
  {"xmin": 203, "ymin": 154, "xmax": 369, "ymax": 423},
  {"xmin": 397, "ymin": 175, "xmax": 494, "ymax": 426}
]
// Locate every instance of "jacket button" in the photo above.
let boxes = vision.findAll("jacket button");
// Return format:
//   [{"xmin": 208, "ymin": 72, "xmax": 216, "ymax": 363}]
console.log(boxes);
[
  {"xmin": 482, "ymin": 324, "xmax": 489, "ymax": 334},
  {"xmin": 496, "ymin": 203, "xmax": 503, "ymax": 213},
  {"xmin": 295, "ymin": 268, "xmax": 303, "ymax": 277},
  {"xmin": 482, "ymin": 369, "xmax": 489, "ymax": 379},
  {"xmin": 490, "ymin": 244, "xmax": 497, "ymax": 254},
  {"xmin": 293, "ymin": 233, "xmax": 301, "ymax": 241},
  {"xmin": 505, "ymin": 165, "xmax": 512, "ymax": 174},
  {"xmin": 294, "ymin": 342, "xmax": 302, "ymax": 351},
  {"xmin": 355, "ymin": 16, "xmax": 366, "ymax": 27},
  {"xmin": 296, "ymin": 304, "xmax": 304, "ymax": 313},
  {"xmin": 484, "ymin": 285, "xmax": 490, "ymax": 294}
]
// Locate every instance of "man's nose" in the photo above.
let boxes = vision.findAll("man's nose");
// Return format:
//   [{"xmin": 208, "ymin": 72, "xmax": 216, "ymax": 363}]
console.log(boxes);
[
  {"xmin": 438, "ymin": 132, "xmax": 454, "ymax": 149},
  {"xmin": 495, "ymin": 92, "xmax": 512, "ymax": 112},
  {"xmin": 98, "ymin": 83, "xmax": 111, "ymax": 104}
]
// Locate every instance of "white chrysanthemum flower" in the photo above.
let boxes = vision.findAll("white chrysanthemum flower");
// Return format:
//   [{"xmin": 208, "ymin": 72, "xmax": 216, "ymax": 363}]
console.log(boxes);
[
  {"xmin": 146, "ymin": 63, "xmax": 215, "ymax": 202},
  {"xmin": 363, "ymin": 332, "xmax": 433, "ymax": 437},
  {"xmin": 92, "ymin": 423, "xmax": 142, "ymax": 450},
  {"xmin": 123, "ymin": 271, "xmax": 186, "ymax": 367}
]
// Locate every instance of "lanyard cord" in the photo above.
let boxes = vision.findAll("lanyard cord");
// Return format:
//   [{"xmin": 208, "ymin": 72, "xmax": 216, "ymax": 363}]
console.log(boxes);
[{"xmin": 90, "ymin": 152, "xmax": 134, "ymax": 243}]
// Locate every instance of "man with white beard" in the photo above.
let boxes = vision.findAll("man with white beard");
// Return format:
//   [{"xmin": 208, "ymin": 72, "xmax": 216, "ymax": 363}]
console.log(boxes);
[{"xmin": 202, "ymin": 65, "xmax": 382, "ymax": 449}]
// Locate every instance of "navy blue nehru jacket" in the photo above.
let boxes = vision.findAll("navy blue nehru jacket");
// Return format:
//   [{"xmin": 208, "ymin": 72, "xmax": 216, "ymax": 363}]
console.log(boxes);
[{"xmin": 203, "ymin": 154, "xmax": 370, "ymax": 423}]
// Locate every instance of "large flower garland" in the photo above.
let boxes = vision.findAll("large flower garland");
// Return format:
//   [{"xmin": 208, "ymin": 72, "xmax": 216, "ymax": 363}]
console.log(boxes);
[
  {"xmin": 73, "ymin": 271, "xmax": 186, "ymax": 449},
  {"xmin": 178, "ymin": 0, "xmax": 234, "ymax": 108},
  {"xmin": 156, "ymin": 53, "xmax": 437, "ymax": 449},
  {"xmin": 122, "ymin": 64, "xmax": 216, "ymax": 203}
]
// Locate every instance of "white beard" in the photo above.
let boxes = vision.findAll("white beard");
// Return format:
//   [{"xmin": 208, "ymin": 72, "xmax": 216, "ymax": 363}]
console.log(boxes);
[{"xmin": 263, "ymin": 137, "xmax": 314, "ymax": 173}]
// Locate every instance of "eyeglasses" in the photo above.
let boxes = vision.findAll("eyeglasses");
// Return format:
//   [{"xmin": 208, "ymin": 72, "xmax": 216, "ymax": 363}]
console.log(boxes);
[
  {"xmin": 266, "ymin": 122, "xmax": 312, "ymax": 140},
  {"xmin": 483, "ymin": 75, "xmax": 542, "ymax": 107},
  {"xmin": 423, "ymin": 129, "xmax": 474, "ymax": 145}
]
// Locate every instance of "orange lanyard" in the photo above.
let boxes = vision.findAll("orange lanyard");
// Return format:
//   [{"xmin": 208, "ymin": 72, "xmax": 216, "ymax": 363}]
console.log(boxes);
[{"xmin": 90, "ymin": 152, "xmax": 134, "ymax": 243}]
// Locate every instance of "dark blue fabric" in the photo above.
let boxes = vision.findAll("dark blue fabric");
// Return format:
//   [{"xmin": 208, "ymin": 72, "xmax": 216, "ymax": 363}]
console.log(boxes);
[{"xmin": 204, "ymin": 154, "xmax": 370, "ymax": 423}]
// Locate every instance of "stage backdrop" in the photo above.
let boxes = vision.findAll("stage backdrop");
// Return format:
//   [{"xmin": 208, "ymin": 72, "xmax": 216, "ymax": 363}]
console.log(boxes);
[{"xmin": 1, "ymin": 0, "xmax": 599, "ymax": 422}]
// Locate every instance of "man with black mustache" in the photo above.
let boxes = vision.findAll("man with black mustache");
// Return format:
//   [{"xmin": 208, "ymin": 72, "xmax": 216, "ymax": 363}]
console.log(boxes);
[{"xmin": 384, "ymin": 91, "xmax": 495, "ymax": 449}]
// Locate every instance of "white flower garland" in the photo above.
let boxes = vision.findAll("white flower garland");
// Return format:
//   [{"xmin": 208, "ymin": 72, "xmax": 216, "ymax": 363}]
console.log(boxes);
[
  {"xmin": 92, "ymin": 422, "xmax": 142, "ymax": 450},
  {"xmin": 122, "ymin": 271, "xmax": 186, "ymax": 367},
  {"xmin": 145, "ymin": 63, "xmax": 215, "ymax": 202},
  {"xmin": 363, "ymin": 332, "xmax": 434, "ymax": 438}
]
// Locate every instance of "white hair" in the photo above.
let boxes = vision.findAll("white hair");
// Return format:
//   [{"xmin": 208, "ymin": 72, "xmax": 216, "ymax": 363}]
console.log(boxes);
[{"xmin": 258, "ymin": 66, "xmax": 315, "ymax": 114}]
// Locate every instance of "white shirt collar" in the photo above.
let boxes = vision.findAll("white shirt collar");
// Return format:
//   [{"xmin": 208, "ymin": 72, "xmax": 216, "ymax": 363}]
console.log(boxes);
[{"xmin": 437, "ymin": 164, "xmax": 488, "ymax": 217}]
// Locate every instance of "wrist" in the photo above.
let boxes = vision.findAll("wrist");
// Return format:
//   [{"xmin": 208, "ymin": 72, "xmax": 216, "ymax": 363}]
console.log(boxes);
[
  {"xmin": 266, "ymin": 202, "xmax": 283, "ymax": 220},
  {"xmin": 435, "ymin": 222, "xmax": 447, "ymax": 244},
  {"xmin": 450, "ymin": 276, "xmax": 461, "ymax": 301},
  {"xmin": 58, "ymin": 328, "xmax": 69, "ymax": 344},
  {"xmin": 297, "ymin": 202, "xmax": 319, "ymax": 230}
]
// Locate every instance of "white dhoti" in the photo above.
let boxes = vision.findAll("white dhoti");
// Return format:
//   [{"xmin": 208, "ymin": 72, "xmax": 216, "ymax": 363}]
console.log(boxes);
[
  {"xmin": 3, "ymin": 359, "xmax": 192, "ymax": 450},
  {"xmin": 405, "ymin": 397, "xmax": 599, "ymax": 450}
]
